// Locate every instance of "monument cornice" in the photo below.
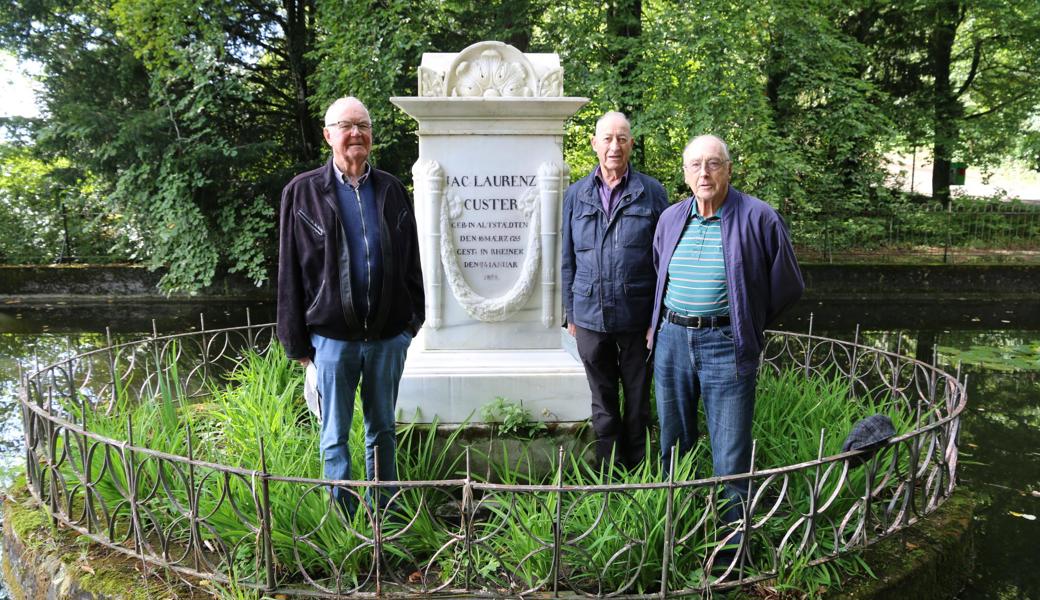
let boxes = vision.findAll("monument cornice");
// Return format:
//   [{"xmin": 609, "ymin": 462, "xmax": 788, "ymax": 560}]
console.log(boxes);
[{"xmin": 390, "ymin": 97, "xmax": 589, "ymax": 135}]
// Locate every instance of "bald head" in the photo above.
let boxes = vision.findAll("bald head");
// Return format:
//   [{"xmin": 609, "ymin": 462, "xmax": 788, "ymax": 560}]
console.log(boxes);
[
  {"xmin": 595, "ymin": 111, "xmax": 631, "ymax": 136},
  {"xmin": 592, "ymin": 111, "xmax": 634, "ymax": 177},
  {"xmin": 682, "ymin": 135, "xmax": 730, "ymax": 164},
  {"xmin": 324, "ymin": 96, "xmax": 370, "ymax": 126}
]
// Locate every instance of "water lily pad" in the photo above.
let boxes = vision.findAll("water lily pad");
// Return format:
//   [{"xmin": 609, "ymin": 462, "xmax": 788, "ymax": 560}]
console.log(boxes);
[{"xmin": 939, "ymin": 342, "xmax": 1040, "ymax": 372}]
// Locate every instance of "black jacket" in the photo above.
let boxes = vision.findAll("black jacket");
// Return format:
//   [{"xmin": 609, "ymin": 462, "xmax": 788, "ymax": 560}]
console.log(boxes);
[{"xmin": 277, "ymin": 159, "xmax": 425, "ymax": 359}]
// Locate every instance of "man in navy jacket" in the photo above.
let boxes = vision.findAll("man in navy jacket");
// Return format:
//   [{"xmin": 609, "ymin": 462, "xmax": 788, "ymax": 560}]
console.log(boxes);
[
  {"xmin": 650, "ymin": 134, "xmax": 803, "ymax": 520},
  {"xmin": 562, "ymin": 111, "xmax": 669, "ymax": 469}
]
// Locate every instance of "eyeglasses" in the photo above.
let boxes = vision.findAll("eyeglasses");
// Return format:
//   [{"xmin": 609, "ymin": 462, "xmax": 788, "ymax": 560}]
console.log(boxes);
[
  {"xmin": 325, "ymin": 120, "xmax": 372, "ymax": 133},
  {"xmin": 684, "ymin": 158, "xmax": 729, "ymax": 174}
]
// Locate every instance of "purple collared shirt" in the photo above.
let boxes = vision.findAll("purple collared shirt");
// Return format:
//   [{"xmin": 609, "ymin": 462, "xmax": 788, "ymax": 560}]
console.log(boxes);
[{"xmin": 594, "ymin": 165, "xmax": 629, "ymax": 216}]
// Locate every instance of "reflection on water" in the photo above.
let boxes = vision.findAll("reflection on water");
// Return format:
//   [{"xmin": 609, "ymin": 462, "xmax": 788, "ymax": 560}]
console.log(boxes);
[
  {"xmin": 952, "ymin": 356, "xmax": 1039, "ymax": 600},
  {"xmin": 0, "ymin": 301, "xmax": 1036, "ymax": 599}
]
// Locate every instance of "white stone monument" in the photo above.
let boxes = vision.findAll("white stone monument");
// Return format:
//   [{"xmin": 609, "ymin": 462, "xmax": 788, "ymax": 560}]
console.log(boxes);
[{"xmin": 392, "ymin": 41, "xmax": 590, "ymax": 424}]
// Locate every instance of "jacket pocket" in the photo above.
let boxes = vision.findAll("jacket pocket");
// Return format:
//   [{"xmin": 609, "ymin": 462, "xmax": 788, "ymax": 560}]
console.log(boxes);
[
  {"xmin": 619, "ymin": 204, "xmax": 655, "ymax": 248},
  {"xmin": 305, "ymin": 278, "xmax": 327, "ymax": 316},
  {"xmin": 297, "ymin": 209, "xmax": 325, "ymax": 239},
  {"xmin": 572, "ymin": 280, "xmax": 593, "ymax": 297},
  {"xmin": 573, "ymin": 205, "xmax": 599, "ymax": 251}
]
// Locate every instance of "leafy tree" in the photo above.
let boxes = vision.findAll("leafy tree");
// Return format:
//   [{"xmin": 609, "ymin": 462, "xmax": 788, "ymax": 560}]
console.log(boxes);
[
  {"xmin": 0, "ymin": 0, "xmax": 312, "ymax": 290},
  {"xmin": 843, "ymin": 0, "xmax": 1040, "ymax": 205},
  {"xmin": 0, "ymin": 143, "xmax": 118, "ymax": 263},
  {"xmin": 2, "ymin": 0, "xmax": 1038, "ymax": 288}
]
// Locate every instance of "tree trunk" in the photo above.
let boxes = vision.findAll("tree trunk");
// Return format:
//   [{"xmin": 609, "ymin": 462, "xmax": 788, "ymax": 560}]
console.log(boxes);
[
  {"xmin": 605, "ymin": 0, "xmax": 643, "ymax": 162},
  {"xmin": 284, "ymin": 0, "xmax": 321, "ymax": 164},
  {"xmin": 930, "ymin": 0, "xmax": 961, "ymax": 208}
]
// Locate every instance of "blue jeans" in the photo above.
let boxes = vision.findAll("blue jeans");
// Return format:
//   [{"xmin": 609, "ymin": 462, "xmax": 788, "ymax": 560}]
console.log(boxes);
[
  {"xmin": 654, "ymin": 320, "xmax": 756, "ymax": 523},
  {"xmin": 311, "ymin": 331, "xmax": 411, "ymax": 511}
]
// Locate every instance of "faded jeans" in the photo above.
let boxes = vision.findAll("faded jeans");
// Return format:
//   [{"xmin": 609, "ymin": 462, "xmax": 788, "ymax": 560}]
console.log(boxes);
[
  {"xmin": 654, "ymin": 320, "xmax": 756, "ymax": 524},
  {"xmin": 311, "ymin": 331, "xmax": 411, "ymax": 513}
]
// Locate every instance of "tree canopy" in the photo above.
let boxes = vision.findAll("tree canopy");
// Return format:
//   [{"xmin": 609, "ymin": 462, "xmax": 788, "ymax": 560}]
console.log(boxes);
[{"xmin": 2, "ymin": 0, "xmax": 1037, "ymax": 290}]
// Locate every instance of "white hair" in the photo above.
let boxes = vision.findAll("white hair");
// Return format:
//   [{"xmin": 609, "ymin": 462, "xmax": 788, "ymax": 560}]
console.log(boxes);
[
  {"xmin": 323, "ymin": 96, "xmax": 370, "ymax": 126},
  {"xmin": 595, "ymin": 111, "xmax": 632, "ymax": 135},
  {"xmin": 682, "ymin": 135, "xmax": 731, "ymax": 163}
]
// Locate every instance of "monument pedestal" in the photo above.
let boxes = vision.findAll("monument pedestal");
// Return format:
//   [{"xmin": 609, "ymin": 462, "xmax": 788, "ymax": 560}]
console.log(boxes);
[
  {"xmin": 392, "ymin": 41, "xmax": 589, "ymax": 424},
  {"xmin": 398, "ymin": 331, "xmax": 588, "ymax": 424}
]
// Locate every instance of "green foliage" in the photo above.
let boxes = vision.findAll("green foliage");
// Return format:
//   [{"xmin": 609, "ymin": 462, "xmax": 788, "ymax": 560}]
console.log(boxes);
[
  {"xmin": 0, "ymin": 144, "xmax": 120, "ymax": 263},
  {"xmin": 842, "ymin": 0, "xmax": 1040, "ymax": 202},
  {"xmin": 480, "ymin": 396, "xmax": 549, "ymax": 438},
  {"xmin": 3, "ymin": 0, "xmax": 1038, "ymax": 285},
  {"xmin": 939, "ymin": 339, "xmax": 1040, "ymax": 372},
  {"xmin": 50, "ymin": 347, "xmax": 907, "ymax": 593}
]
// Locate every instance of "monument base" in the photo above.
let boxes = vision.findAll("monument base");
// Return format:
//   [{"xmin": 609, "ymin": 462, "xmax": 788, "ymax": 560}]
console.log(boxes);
[{"xmin": 398, "ymin": 332, "xmax": 590, "ymax": 424}]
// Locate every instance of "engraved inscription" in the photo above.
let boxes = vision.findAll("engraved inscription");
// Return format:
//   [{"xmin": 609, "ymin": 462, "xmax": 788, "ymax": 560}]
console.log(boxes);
[{"xmin": 445, "ymin": 172, "xmax": 537, "ymax": 296}]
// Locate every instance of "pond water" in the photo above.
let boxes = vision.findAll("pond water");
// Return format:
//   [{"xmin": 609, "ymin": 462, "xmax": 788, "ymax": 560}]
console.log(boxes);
[{"xmin": 0, "ymin": 298, "xmax": 1036, "ymax": 599}]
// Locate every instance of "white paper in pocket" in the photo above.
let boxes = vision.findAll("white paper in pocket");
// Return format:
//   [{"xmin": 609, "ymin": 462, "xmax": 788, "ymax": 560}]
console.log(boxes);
[{"xmin": 304, "ymin": 362, "xmax": 322, "ymax": 422}]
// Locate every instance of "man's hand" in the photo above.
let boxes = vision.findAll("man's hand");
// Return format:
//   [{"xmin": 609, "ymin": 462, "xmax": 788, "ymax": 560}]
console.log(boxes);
[
  {"xmin": 645, "ymin": 327, "xmax": 653, "ymax": 350},
  {"xmin": 297, "ymin": 357, "xmax": 312, "ymax": 367},
  {"xmin": 567, "ymin": 323, "xmax": 576, "ymax": 337}
]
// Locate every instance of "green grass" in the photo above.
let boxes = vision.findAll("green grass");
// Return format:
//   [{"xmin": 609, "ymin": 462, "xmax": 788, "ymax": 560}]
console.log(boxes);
[{"xmin": 46, "ymin": 345, "xmax": 912, "ymax": 595}]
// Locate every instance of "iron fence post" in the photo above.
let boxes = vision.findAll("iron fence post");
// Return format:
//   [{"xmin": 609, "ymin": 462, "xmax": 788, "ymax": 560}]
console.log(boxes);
[
  {"xmin": 463, "ymin": 447, "xmax": 474, "ymax": 590},
  {"xmin": 199, "ymin": 313, "xmax": 209, "ymax": 381},
  {"xmin": 106, "ymin": 327, "xmax": 117, "ymax": 409},
  {"xmin": 551, "ymin": 446, "xmax": 564, "ymax": 596},
  {"xmin": 373, "ymin": 444, "xmax": 383, "ymax": 595},
  {"xmin": 944, "ymin": 205, "xmax": 951, "ymax": 264},
  {"xmin": 659, "ymin": 445, "xmax": 677, "ymax": 599},
  {"xmin": 258, "ymin": 436, "xmax": 276, "ymax": 593}
]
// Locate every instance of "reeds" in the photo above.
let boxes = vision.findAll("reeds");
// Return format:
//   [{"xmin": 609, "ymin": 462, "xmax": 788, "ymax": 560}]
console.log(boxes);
[{"xmin": 53, "ymin": 345, "xmax": 900, "ymax": 595}]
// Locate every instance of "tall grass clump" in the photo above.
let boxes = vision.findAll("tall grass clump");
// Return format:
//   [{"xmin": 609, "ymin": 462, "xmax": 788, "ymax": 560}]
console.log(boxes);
[{"xmin": 48, "ymin": 346, "xmax": 915, "ymax": 594}]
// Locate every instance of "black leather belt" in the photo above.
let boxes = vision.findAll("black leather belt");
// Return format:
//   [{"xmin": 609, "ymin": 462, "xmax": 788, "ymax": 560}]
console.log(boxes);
[{"xmin": 665, "ymin": 309, "xmax": 730, "ymax": 329}]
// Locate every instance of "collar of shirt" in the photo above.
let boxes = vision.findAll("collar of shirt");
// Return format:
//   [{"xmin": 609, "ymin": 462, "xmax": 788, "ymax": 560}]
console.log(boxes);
[
  {"xmin": 333, "ymin": 162, "xmax": 372, "ymax": 188},
  {"xmin": 593, "ymin": 165, "xmax": 629, "ymax": 215},
  {"xmin": 690, "ymin": 192, "xmax": 729, "ymax": 222}
]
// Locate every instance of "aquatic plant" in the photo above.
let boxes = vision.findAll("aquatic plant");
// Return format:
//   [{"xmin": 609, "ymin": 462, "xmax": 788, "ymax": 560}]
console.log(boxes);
[{"xmin": 50, "ymin": 344, "xmax": 899, "ymax": 595}]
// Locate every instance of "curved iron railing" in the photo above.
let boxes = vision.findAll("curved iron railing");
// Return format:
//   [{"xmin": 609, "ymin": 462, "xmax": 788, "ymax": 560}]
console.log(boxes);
[{"xmin": 18, "ymin": 315, "xmax": 966, "ymax": 597}]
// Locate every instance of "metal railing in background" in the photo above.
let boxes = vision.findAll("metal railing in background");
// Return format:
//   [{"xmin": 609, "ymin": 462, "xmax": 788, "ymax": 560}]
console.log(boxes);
[
  {"xmin": 18, "ymin": 315, "xmax": 966, "ymax": 597},
  {"xmin": 794, "ymin": 201, "xmax": 1040, "ymax": 263}
]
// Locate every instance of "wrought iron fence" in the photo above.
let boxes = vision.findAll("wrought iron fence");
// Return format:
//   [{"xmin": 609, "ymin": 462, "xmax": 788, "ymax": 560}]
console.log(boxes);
[
  {"xmin": 18, "ymin": 315, "xmax": 966, "ymax": 597},
  {"xmin": 795, "ymin": 201, "xmax": 1040, "ymax": 263}
]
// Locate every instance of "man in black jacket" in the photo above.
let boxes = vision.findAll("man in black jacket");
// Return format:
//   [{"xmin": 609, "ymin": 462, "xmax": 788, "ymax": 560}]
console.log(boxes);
[{"xmin": 277, "ymin": 96, "xmax": 424, "ymax": 510}]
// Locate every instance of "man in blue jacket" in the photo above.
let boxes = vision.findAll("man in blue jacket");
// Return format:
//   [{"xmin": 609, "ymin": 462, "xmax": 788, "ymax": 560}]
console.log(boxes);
[
  {"xmin": 562, "ymin": 111, "xmax": 669, "ymax": 470},
  {"xmin": 650, "ymin": 134, "xmax": 803, "ymax": 518}
]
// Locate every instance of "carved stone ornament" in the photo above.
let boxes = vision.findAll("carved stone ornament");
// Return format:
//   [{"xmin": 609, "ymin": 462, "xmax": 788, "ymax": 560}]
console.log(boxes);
[
  {"xmin": 412, "ymin": 159, "xmax": 446, "ymax": 329},
  {"xmin": 537, "ymin": 68, "xmax": 564, "ymax": 97},
  {"xmin": 439, "ymin": 187, "xmax": 541, "ymax": 322},
  {"xmin": 418, "ymin": 66, "xmax": 445, "ymax": 97},
  {"xmin": 452, "ymin": 49, "xmax": 534, "ymax": 97}
]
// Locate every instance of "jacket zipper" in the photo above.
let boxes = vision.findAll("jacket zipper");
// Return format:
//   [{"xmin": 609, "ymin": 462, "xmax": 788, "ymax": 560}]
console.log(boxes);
[
  {"xmin": 296, "ymin": 210, "xmax": 324, "ymax": 237},
  {"xmin": 353, "ymin": 185, "xmax": 373, "ymax": 333}
]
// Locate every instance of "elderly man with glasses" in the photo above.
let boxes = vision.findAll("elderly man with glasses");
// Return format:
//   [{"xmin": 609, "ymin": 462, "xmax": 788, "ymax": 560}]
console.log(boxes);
[
  {"xmin": 649, "ymin": 134, "xmax": 803, "ymax": 526},
  {"xmin": 277, "ymin": 96, "xmax": 424, "ymax": 514}
]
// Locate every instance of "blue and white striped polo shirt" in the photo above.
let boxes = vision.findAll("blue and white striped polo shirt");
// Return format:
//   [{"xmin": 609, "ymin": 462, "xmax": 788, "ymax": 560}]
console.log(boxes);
[{"xmin": 663, "ymin": 204, "xmax": 729, "ymax": 317}]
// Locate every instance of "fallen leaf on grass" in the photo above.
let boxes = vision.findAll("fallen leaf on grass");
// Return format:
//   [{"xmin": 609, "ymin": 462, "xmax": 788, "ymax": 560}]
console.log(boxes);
[
  {"xmin": 1009, "ymin": 511, "xmax": 1036, "ymax": 521},
  {"xmin": 79, "ymin": 563, "xmax": 95, "ymax": 575}
]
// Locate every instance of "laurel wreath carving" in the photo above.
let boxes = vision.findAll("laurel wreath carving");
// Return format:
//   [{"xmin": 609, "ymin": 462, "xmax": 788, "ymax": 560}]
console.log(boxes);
[{"xmin": 439, "ymin": 188, "xmax": 541, "ymax": 321}]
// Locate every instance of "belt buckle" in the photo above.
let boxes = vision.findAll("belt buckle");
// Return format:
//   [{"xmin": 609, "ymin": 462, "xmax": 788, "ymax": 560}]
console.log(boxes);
[{"xmin": 693, "ymin": 315, "xmax": 703, "ymax": 328}]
